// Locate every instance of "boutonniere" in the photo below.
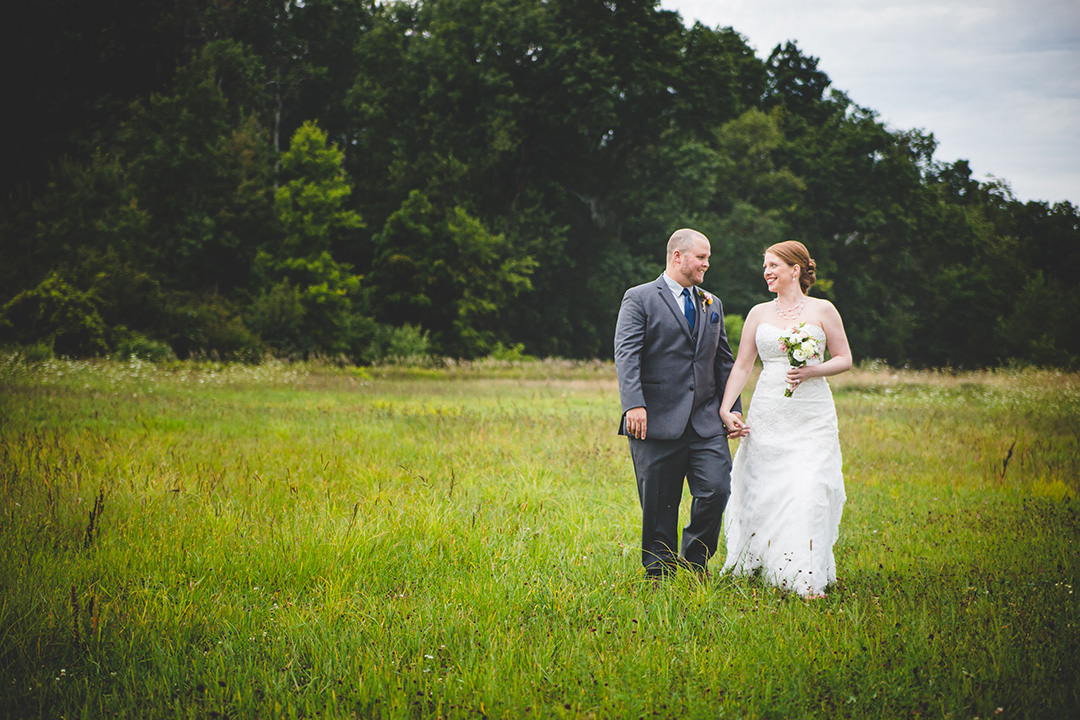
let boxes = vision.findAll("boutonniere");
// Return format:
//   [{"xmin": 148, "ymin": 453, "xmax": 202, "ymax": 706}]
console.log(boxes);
[{"xmin": 698, "ymin": 289, "xmax": 714, "ymax": 311}]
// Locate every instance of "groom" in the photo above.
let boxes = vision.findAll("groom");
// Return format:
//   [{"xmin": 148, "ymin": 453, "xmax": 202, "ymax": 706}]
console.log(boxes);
[{"xmin": 614, "ymin": 228, "xmax": 741, "ymax": 579}]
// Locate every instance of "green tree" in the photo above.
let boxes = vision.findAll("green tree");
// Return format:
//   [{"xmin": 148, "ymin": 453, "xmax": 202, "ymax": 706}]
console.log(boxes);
[
  {"xmin": 4, "ymin": 0, "xmax": 1080, "ymax": 367},
  {"xmin": 370, "ymin": 190, "xmax": 535, "ymax": 357},
  {"xmin": 114, "ymin": 41, "xmax": 278, "ymax": 292},
  {"xmin": 250, "ymin": 121, "xmax": 368, "ymax": 357},
  {"xmin": 4, "ymin": 0, "xmax": 193, "ymax": 198},
  {"xmin": 997, "ymin": 272, "xmax": 1079, "ymax": 367},
  {"xmin": 275, "ymin": 120, "xmax": 365, "ymax": 256}
]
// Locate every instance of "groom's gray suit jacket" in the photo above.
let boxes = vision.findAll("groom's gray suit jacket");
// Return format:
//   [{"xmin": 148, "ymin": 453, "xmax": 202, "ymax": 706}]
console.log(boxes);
[{"xmin": 614, "ymin": 274, "xmax": 740, "ymax": 439}]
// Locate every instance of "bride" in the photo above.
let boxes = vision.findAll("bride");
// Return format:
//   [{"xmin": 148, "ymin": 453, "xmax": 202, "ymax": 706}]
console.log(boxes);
[{"xmin": 719, "ymin": 241, "xmax": 852, "ymax": 598}]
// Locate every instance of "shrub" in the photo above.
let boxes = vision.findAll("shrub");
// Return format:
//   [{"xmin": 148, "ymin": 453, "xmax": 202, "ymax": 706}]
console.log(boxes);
[
  {"xmin": 0, "ymin": 273, "xmax": 108, "ymax": 356},
  {"xmin": 490, "ymin": 342, "xmax": 535, "ymax": 362},
  {"xmin": 366, "ymin": 323, "xmax": 432, "ymax": 364},
  {"xmin": 245, "ymin": 280, "xmax": 306, "ymax": 357},
  {"xmin": 112, "ymin": 333, "xmax": 176, "ymax": 362},
  {"xmin": 724, "ymin": 313, "xmax": 744, "ymax": 355},
  {"xmin": 8, "ymin": 341, "xmax": 56, "ymax": 364},
  {"xmin": 161, "ymin": 292, "xmax": 264, "ymax": 362}
]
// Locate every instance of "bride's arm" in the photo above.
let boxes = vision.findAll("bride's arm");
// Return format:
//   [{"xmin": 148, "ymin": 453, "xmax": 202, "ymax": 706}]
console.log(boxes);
[
  {"xmin": 720, "ymin": 308, "xmax": 763, "ymax": 433},
  {"xmin": 792, "ymin": 300, "xmax": 852, "ymax": 382}
]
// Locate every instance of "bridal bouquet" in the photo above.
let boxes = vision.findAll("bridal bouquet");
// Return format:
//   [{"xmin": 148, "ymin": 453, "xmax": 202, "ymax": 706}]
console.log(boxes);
[{"xmin": 778, "ymin": 322, "xmax": 822, "ymax": 397}]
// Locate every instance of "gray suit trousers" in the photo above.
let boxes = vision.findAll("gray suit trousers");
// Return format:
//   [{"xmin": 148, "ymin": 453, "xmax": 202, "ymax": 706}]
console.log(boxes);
[{"xmin": 629, "ymin": 422, "xmax": 732, "ymax": 575}]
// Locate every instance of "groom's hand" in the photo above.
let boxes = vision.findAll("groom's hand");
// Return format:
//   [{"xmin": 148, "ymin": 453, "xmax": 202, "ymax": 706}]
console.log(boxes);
[
  {"xmin": 723, "ymin": 412, "xmax": 749, "ymax": 438},
  {"xmin": 625, "ymin": 407, "xmax": 647, "ymax": 439}
]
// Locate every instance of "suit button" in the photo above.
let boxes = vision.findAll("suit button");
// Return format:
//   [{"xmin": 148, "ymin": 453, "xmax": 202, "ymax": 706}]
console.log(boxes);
[{"xmin": 689, "ymin": 385, "xmax": 695, "ymax": 391}]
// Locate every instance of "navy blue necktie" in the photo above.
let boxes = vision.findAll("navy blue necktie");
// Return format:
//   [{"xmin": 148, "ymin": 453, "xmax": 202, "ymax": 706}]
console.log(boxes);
[{"xmin": 682, "ymin": 288, "xmax": 696, "ymax": 332}]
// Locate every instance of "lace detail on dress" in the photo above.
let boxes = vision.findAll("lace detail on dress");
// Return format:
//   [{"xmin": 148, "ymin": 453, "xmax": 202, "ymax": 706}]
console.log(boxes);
[{"xmin": 721, "ymin": 322, "xmax": 845, "ymax": 596}]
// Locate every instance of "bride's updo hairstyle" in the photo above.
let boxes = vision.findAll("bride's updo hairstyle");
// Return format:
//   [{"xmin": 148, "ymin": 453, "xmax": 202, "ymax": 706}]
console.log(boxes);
[{"xmin": 766, "ymin": 240, "xmax": 817, "ymax": 294}]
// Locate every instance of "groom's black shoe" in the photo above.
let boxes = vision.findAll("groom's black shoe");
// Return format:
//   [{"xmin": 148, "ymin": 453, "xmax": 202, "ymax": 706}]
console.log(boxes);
[{"xmin": 645, "ymin": 567, "xmax": 673, "ymax": 581}]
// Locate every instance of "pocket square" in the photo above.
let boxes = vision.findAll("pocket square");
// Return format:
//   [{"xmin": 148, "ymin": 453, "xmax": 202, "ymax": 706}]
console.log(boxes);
[{"xmin": 710, "ymin": 311, "xmax": 720, "ymax": 324}]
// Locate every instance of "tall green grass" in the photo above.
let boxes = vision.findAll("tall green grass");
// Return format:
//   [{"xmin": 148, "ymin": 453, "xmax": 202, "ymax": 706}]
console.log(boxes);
[{"xmin": 1, "ymin": 356, "xmax": 1077, "ymax": 718}]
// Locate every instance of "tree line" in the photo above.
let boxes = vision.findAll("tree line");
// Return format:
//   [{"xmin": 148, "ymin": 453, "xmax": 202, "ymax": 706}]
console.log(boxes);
[{"xmin": 3, "ymin": 0, "xmax": 1078, "ymax": 367}]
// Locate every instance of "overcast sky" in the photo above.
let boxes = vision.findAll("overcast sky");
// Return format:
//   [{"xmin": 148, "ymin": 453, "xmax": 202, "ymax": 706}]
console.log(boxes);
[{"xmin": 659, "ymin": 0, "xmax": 1080, "ymax": 206}]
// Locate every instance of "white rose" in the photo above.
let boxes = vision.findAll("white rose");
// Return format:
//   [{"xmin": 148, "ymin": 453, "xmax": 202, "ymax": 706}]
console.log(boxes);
[{"xmin": 793, "ymin": 348, "xmax": 807, "ymax": 363}]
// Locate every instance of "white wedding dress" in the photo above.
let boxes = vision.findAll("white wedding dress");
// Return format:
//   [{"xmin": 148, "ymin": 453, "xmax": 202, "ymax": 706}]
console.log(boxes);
[{"xmin": 722, "ymin": 323, "xmax": 845, "ymax": 597}]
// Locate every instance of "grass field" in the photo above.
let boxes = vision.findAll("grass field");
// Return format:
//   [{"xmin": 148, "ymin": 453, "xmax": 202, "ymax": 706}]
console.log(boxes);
[{"xmin": 1, "ymin": 355, "xmax": 1078, "ymax": 719}]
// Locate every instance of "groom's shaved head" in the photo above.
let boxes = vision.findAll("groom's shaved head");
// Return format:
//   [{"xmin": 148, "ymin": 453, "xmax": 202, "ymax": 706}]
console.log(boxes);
[{"xmin": 667, "ymin": 228, "xmax": 707, "ymax": 261}]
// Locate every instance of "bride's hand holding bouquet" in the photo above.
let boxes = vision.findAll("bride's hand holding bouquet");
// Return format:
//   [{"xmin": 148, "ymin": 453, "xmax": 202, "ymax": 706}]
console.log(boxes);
[{"xmin": 778, "ymin": 322, "xmax": 822, "ymax": 397}]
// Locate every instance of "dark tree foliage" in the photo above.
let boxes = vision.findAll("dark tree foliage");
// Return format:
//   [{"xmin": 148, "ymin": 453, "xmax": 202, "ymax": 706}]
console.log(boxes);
[{"xmin": 2, "ymin": 0, "xmax": 1077, "ymax": 366}]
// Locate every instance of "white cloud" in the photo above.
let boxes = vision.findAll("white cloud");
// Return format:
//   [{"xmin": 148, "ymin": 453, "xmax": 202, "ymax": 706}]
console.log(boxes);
[{"xmin": 660, "ymin": 0, "xmax": 1080, "ymax": 204}]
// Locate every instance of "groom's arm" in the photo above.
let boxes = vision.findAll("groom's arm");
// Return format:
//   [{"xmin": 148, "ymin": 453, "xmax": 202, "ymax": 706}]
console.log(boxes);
[{"xmin": 614, "ymin": 290, "xmax": 647, "ymax": 433}]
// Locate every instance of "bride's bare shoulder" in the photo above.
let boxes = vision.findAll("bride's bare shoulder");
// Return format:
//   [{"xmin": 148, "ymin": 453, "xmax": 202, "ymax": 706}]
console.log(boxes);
[
  {"xmin": 746, "ymin": 302, "xmax": 773, "ymax": 318},
  {"xmin": 740, "ymin": 304, "xmax": 771, "ymax": 329},
  {"xmin": 807, "ymin": 296, "xmax": 841, "ymax": 317}
]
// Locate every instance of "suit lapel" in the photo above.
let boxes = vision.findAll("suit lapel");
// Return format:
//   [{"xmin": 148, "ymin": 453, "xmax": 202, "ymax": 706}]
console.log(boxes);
[
  {"xmin": 688, "ymin": 289, "xmax": 707, "ymax": 352},
  {"xmin": 692, "ymin": 288, "xmax": 706, "ymax": 351},
  {"xmin": 655, "ymin": 275, "xmax": 695, "ymax": 344}
]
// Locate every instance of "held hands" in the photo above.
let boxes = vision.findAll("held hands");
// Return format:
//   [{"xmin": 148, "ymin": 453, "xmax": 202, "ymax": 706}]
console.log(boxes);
[
  {"xmin": 628, "ymin": 407, "xmax": 748, "ymax": 440},
  {"xmin": 721, "ymin": 410, "xmax": 748, "ymax": 439}
]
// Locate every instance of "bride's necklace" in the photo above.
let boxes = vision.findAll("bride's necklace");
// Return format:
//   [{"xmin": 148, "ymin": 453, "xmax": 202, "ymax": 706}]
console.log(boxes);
[{"xmin": 774, "ymin": 295, "xmax": 807, "ymax": 320}]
